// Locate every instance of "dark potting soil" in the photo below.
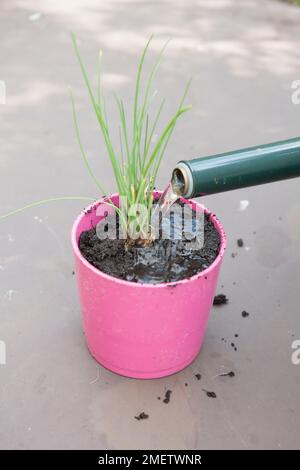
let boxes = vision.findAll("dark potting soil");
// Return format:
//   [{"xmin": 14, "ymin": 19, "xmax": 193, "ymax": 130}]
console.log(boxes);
[
  {"xmin": 219, "ymin": 371, "xmax": 235, "ymax": 378},
  {"xmin": 134, "ymin": 412, "xmax": 149, "ymax": 421},
  {"xmin": 213, "ymin": 294, "xmax": 228, "ymax": 306},
  {"xmin": 241, "ymin": 310, "xmax": 250, "ymax": 318},
  {"xmin": 237, "ymin": 238, "xmax": 244, "ymax": 247},
  {"xmin": 163, "ymin": 390, "xmax": 172, "ymax": 404},
  {"xmin": 202, "ymin": 389, "xmax": 217, "ymax": 398},
  {"xmin": 79, "ymin": 211, "xmax": 221, "ymax": 284}
]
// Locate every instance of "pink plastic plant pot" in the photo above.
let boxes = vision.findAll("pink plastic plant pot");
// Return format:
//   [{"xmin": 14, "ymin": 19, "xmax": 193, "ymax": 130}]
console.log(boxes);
[{"xmin": 71, "ymin": 192, "xmax": 226, "ymax": 379}]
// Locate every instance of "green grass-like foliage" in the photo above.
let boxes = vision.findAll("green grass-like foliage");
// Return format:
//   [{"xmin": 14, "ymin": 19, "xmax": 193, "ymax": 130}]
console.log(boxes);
[{"xmin": 71, "ymin": 34, "xmax": 191, "ymax": 241}]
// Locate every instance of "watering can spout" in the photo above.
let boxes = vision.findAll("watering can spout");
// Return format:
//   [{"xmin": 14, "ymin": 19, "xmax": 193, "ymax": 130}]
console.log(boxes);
[{"xmin": 173, "ymin": 137, "xmax": 300, "ymax": 198}]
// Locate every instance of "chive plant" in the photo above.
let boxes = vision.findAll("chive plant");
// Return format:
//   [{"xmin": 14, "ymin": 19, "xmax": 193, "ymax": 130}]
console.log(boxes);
[{"xmin": 71, "ymin": 34, "xmax": 191, "ymax": 243}]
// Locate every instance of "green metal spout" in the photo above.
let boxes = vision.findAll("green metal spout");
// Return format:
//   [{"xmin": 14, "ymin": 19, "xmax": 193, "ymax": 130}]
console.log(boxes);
[{"xmin": 174, "ymin": 137, "xmax": 300, "ymax": 198}]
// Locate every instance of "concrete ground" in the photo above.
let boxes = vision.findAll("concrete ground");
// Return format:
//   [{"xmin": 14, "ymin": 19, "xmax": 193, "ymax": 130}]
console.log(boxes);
[{"xmin": 1, "ymin": 0, "xmax": 300, "ymax": 450}]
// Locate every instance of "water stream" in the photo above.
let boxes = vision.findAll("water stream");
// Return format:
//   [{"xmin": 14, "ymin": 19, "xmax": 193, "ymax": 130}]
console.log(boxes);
[{"xmin": 151, "ymin": 171, "xmax": 184, "ymax": 235}]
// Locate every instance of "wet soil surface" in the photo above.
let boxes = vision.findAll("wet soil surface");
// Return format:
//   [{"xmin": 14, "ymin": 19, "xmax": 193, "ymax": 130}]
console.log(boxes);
[{"xmin": 79, "ymin": 212, "xmax": 220, "ymax": 284}]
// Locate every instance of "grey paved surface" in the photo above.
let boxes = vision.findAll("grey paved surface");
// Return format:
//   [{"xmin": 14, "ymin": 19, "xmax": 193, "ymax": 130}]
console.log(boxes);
[{"xmin": 1, "ymin": 0, "xmax": 300, "ymax": 450}]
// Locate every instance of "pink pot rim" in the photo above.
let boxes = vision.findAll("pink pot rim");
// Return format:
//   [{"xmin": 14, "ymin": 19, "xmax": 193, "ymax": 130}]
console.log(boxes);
[{"xmin": 71, "ymin": 192, "xmax": 227, "ymax": 288}]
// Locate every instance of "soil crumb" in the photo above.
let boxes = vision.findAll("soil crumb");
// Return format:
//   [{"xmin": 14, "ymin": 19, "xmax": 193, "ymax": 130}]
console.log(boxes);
[
  {"xmin": 202, "ymin": 389, "xmax": 217, "ymax": 398},
  {"xmin": 163, "ymin": 390, "xmax": 172, "ymax": 404},
  {"xmin": 237, "ymin": 238, "xmax": 244, "ymax": 247},
  {"xmin": 195, "ymin": 373, "xmax": 202, "ymax": 381},
  {"xmin": 134, "ymin": 412, "xmax": 149, "ymax": 421},
  {"xmin": 241, "ymin": 310, "xmax": 249, "ymax": 318},
  {"xmin": 213, "ymin": 294, "xmax": 228, "ymax": 306},
  {"xmin": 79, "ymin": 210, "xmax": 221, "ymax": 284},
  {"xmin": 219, "ymin": 371, "xmax": 235, "ymax": 378}
]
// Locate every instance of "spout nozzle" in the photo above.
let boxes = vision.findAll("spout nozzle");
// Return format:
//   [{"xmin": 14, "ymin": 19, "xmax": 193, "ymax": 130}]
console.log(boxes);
[
  {"xmin": 172, "ymin": 162, "xmax": 194, "ymax": 198},
  {"xmin": 174, "ymin": 137, "xmax": 300, "ymax": 199}
]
